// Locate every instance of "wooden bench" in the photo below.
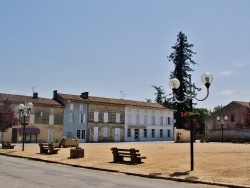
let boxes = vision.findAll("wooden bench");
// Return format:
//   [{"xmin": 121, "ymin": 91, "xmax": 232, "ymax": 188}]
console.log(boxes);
[
  {"xmin": 111, "ymin": 147, "xmax": 146, "ymax": 164},
  {"xmin": 1, "ymin": 141, "xmax": 15, "ymax": 149},
  {"xmin": 39, "ymin": 143, "xmax": 60, "ymax": 154},
  {"xmin": 231, "ymin": 137, "xmax": 245, "ymax": 143}
]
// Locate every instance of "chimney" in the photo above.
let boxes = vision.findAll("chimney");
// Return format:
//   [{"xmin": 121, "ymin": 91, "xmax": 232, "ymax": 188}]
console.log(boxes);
[
  {"xmin": 81, "ymin": 92, "xmax": 89, "ymax": 99},
  {"xmin": 33, "ymin": 92, "xmax": 38, "ymax": 99},
  {"xmin": 53, "ymin": 90, "xmax": 57, "ymax": 100}
]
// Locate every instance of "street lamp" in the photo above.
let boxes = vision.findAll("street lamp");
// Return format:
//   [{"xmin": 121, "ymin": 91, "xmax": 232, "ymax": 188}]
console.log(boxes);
[
  {"xmin": 18, "ymin": 102, "xmax": 33, "ymax": 151},
  {"xmin": 217, "ymin": 116, "xmax": 228, "ymax": 143},
  {"xmin": 169, "ymin": 72, "xmax": 213, "ymax": 171}
]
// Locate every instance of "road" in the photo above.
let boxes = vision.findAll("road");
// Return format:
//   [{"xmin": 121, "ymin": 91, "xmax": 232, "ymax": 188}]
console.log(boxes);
[{"xmin": 0, "ymin": 155, "xmax": 214, "ymax": 188}]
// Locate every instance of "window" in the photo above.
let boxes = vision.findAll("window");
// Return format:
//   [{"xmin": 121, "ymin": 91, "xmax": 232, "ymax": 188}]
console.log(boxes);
[
  {"xmin": 144, "ymin": 115, "xmax": 148, "ymax": 125},
  {"xmin": 127, "ymin": 114, "xmax": 132, "ymax": 124},
  {"xmin": 79, "ymin": 114, "xmax": 86, "ymax": 124},
  {"xmin": 231, "ymin": 114, "xmax": 235, "ymax": 122},
  {"xmin": 104, "ymin": 112, "xmax": 108, "ymax": 123},
  {"xmin": 116, "ymin": 113, "xmax": 120, "ymax": 123},
  {"xmin": 151, "ymin": 129, "xmax": 155, "ymax": 138},
  {"xmin": 160, "ymin": 116, "xmax": 163, "ymax": 125},
  {"xmin": 29, "ymin": 114, "xmax": 35, "ymax": 124},
  {"xmin": 77, "ymin": 130, "xmax": 86, "ymax": 139},
  {"xmin": 136, "ymin": 114, "xmax": 140, "ymax": 124},
  {"xmin": 79, "ymin": 104, "xmax": 83, "ymax": 111},
  {"xmin": 49, "ymin": 115, "xmax": 54, "ymax": 125},
  {"xmin": 94, "ymin": 112, "xmax": 99, "ymax": 123},
  {"xmin": 167, "ymin": 130, "xmax": 171, "ymax": 138},
  {"xmin": 70, "ymin": 103, "xmax": 74, "ymax": 110},
  {"xmin": 160, "ymin": 129, "xmax": 163, "ymax": 138},
  {"xmin": 151, "ymin": 115, "xmax": 155, "ymax": 125},
  {"xmin": 167, "ymin": 117, "xmax": 171, "ymax": 125},
  {"xmin": 144, "ymin": 129, "xmax": 147, "ymax": 138},
  {"xmin": 69, "ymin": 113, "xmax": 74, "ymax": 123},
  {"xmin": 103, "ymin": 127, "xmax": 108, "ymax": 138},
  {"xmin": 127, "ymin": 129, "xmax": 131, "ymax": 137}
]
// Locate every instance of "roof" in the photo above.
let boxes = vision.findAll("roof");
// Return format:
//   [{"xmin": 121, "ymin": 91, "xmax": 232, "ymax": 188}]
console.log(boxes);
[
  {"xmin": 57, "ymin": 93, "xmax": 172, "ymax": 110},
  {"xmin": 233, "ymin": 101, "xmax": 250, "ymax": 107},
  {"xmin": 0, "ymin": 93, "xmax": 62, "ymax": 107}
]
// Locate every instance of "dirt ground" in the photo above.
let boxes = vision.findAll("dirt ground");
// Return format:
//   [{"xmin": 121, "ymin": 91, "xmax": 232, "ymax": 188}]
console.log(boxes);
[{"xmin": 1, "ymin": 141, "xmax": 249, "ymax": 187}]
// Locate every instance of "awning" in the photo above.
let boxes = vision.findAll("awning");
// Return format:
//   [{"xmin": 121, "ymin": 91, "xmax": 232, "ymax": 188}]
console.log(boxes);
[{"xmin": 19, "ymin": 128, "xmax": 40, "ymax": 135}]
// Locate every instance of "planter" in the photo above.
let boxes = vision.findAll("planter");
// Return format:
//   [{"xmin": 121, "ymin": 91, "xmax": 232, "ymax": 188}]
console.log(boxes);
[
  {"xmin": 70, "ymin": 148, "xmax": 84, "ymax": 158},
  {"xmin": 61, "ymin": 139, "xmax": 79, "ymax": 148}
]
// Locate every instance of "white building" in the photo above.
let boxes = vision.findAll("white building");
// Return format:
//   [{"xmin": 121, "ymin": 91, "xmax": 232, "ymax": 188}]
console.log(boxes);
[{"xmin": 124, "ymin": 104, "xmax": 174, "ymax": 142}]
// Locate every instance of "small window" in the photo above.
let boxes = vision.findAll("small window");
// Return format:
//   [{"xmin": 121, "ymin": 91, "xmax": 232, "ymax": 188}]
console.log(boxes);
[
  {"xmin": 79, "ymin": 114, "xmax": 86, "ymax": 124},
  {"xmin": 136, "ymin": 114, "xmax": 140, "ymax": 124},
  {"xmin": 77, "ymin": 130, "xmax": 86, "ymax": 139},
  {"xmin": 116, "ymin": 113, "xmax": 120, "ymax": 123},
  {"xmin": 49, "ymin": 115, "xmax": 54, "ymax": 125},
  {"xmin": 103, "ymin": 127, "xmax": 108, "ymax": 138},
  {"xmin": 167, "ymin": 117, "xmax": 171, "ymax": 125},
  {"xmin": 69, "ymin": 103, "xmax": 74, "ymax": 110},
  {"xmin": 160, "ymin": 116, "xmax": 163, "ymax": 125},
  {"xmin": 79, "ymin": 104, "xmax": 84, "ymax": 111},
  {"xmin": 29, "ymin": 114, "xmax": 35, "ymax": 124},
  {"xmin": 104, "ymin": 112, "xmax": 108, "ymax": 123},
  {"xmin": 127, "ymin": 129, "xmax": 131, "ymax": 137},
  {"xmin": 151, "ymin": 115, "xmax": 155, "ymax": 125},
  {"xmin": 127, "ymin": 114, "xmax": 132, "ymax": 124},
  {"xmin": 160, "ymin": 129, "xmax": 163, "ymax": 138},
  {"xmin": 144, "ymin": 129, "xmax": 147, "ymax": 137},
  {"xmin": 144, "ymin": 115, "xmax": 148, "ymax": 125},
  {"xmin": 94, "ymin": 112, "xmax": 99, "ymax": 123},
  {"xmin": 151, "ymin": 129, "xmax": 155, "ymax": 138},
  {"xmin": 167, "ymin": 130, "xmax": 171, "ymax": 138}
]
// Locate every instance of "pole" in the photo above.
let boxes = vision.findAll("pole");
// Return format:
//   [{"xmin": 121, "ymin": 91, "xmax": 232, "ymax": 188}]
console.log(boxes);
[
  {"xmin": 222, "ymin": 126, "xmax": 224, "ymax": 143},
  {"xmin": 22, "ymin": 116, "xmax": 25, "ymax": 151},
  {"xmin": 190, "ymin": 99, "xmax": 194, "ymax": 171}
]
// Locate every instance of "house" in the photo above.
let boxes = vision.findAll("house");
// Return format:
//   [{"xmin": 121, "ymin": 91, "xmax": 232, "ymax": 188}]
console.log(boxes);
[
  {"xmin": 124, "ymin": 101, "xmax": 174, "ymax": 142},
  {"xmin": 205, "ymin": 101, "xmax": 250, "ymax": 142},
  {"xmin": 54, "ymin": 90, "xmax": 175, "ymax": 143},
  {"xmin": 0, "ymin": 92, "xmax": 64, "ymax": 143}
]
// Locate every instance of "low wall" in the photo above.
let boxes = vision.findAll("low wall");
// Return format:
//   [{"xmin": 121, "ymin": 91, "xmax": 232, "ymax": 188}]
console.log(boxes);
[{"xmin": 207, "ymin": 129, "xmax": 250, "ymax": 142}]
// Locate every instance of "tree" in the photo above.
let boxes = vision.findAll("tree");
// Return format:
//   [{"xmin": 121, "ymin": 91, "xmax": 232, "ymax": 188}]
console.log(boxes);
[
  {"xmin": 152, "ymin": 85, "xmax": 166, "ymax": 104},
  {"xmin": 152, "ymin": 85, "xmax": 174, "ymax": 109},
  {"xmin": 0, "ymin": 100, "xmax": 19, "ymax": 141},
  {"xmin": 168, "ymin": 31, "xmax": 198, "ymax": 128},
  {"xmin": 212, "ymin": 105, "xmax": 224, "ymax": 113},
  {"xmin": 235, "ymin": 107, "xmax": 250, "ymax": 128}
]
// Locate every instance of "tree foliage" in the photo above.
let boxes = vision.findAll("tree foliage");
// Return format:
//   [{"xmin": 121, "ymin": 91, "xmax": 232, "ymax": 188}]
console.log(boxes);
[
  {"xmin": 168, "ymin": 31, "xmax": 198, "ymax": 128},
  {"xmin": 152, "ymin": 85, "xmax": 173, "ymax": 109},
  {"xmin": 212, "ymin": 105, "xmax": 224, "ymax": 113},
  {"xmin": 0, "ymin": 100, "xmax": 19, "ymax": 140},
  {"xmin": 235, "ymin": 107, "xmax": 250, "ymax": 128}
]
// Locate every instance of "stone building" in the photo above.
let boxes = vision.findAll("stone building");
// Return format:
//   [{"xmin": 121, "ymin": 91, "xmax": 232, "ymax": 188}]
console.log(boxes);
[
  {"xmin": 206, "ymin": 101, "xmax": 250, "ymax": 142},
  {"xmin": 0, "ymin": 92, "xmax": 64, "ymax": 143}
]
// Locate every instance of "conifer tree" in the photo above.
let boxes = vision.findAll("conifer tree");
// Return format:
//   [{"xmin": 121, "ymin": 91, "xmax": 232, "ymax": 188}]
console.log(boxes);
[{"xmin": 168, "ymin": 31, "xmax": 197, "ymax": 129}]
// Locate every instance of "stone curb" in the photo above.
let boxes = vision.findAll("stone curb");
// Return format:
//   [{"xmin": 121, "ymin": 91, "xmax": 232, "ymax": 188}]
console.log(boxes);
[{"xmin": 0, "ymin": 152, "xmax": 249, "ymax": 188}]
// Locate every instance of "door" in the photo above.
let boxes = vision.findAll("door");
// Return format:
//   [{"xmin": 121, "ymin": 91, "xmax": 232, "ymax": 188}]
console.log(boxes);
[
  {"xmin": 93, "ymin": 127, "xmax": 98, "ymax": 142},
  {"xmin": 11, "ymin": 128, "xmax": 18, "ymax": 143},
  {"xmin": 115, "ymin": 128, "xmax": 121, "ymax": 142},
  {"xmin": 134, "ymin": 129, "xmax": 139, "ymax": 141}
]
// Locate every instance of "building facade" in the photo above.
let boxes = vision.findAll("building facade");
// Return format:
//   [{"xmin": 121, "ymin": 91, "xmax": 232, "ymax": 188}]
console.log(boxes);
[
  {"xmin": 206, "ymin": 101, "xmax": 250, "ymax": 142},
  {"xmin": 0, "ymin": 92, "xmax": 64, "ymax": 143}
]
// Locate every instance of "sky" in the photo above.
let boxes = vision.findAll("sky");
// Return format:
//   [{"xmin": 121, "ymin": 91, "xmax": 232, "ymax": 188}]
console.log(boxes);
[{"xmin": 1, "ymin": 0, "xmax": 250, "ymax": 110}]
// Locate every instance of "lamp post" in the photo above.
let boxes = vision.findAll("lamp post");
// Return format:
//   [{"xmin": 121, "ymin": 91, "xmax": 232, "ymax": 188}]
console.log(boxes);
[
  {"xmin": 169, "ymin": 72, "xmax": 213, "ymax": 171},
  {"xmin": 217, "ymin": 116, "xmax": 228, "ymax": 143},
  {"xmin": 18, "ymin": 102, "xmax": 33, "ymax": 151}
]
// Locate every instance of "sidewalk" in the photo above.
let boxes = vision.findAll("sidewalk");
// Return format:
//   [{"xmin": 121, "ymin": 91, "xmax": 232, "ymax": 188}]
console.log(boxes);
[{"xmin": 0, "ymin": 141, "xmax": 249, "ymax": 187}]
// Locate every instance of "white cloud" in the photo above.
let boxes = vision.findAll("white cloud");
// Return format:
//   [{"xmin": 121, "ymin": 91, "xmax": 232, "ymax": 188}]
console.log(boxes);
[
  {"xmin": 219, "ymin": 90, "xmax": 235, "ymax": 95},
  {"xmin": 219, "ymin": 71, "xmax": 232, "ymax": 76}
]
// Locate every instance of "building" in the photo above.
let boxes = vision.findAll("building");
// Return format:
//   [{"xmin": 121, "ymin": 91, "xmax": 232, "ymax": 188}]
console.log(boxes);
[
  {"xmin": 206, "ymin": 101, "xmax": 250, "ymax": 142},
  {"xmin": 0, "ymin": 92, "xmax": 64, "ymax": 143},
  {"xmin": 54, "ymin": 90, "xmax": 175, "ymax": 143}
]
